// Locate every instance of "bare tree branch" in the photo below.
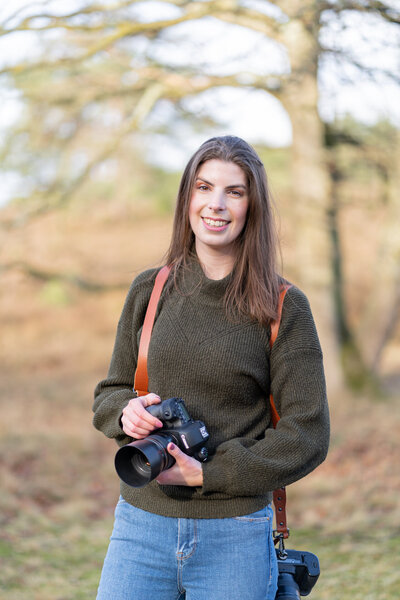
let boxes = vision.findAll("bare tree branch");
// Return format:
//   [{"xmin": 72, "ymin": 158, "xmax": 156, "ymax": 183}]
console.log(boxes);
[
  {"xmin": 0, "ymin": 0, "xmax": 54, "ymax": 29},
  {"xmin": 321, "ymin": 0, "xmax": 400, "ymax": 24},
  {"xmin": 208, "ymin": 5, "xmax": 284, "ymax": 41},
  {"xmin": 0, "ymin": 0, "xmax": 165, "ymax": 30},
  {"xmin": 0, "ymin": 0, "xmax": 287, "ymax": 77},
  {"xmin": 2, "ymin": 66, "xmax": 285, "ymax": 228},
  {"xmin": 0, "ymin": 2, "xmax": 213, "ymax": 75},
  {"xmin": 321, "ymin": 47, "xmax": 400, "ymax": 84}
]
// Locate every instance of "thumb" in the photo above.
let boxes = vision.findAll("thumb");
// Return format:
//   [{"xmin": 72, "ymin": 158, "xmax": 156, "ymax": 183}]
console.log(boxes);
[{"xmin": 167, "ymin": 442, "xmax": 184, "ymax": 458}]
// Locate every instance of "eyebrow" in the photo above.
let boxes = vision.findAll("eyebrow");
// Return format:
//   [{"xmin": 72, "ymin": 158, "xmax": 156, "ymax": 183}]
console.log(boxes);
[{"xmin": 196, "ymin": 177, "xmax": 247, "ymax": 190}]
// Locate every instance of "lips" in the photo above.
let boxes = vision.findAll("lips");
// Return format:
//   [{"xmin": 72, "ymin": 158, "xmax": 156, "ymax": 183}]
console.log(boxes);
[{"xmin": 202, "ymin": 217, "xmax": 230, "ymax": 229}]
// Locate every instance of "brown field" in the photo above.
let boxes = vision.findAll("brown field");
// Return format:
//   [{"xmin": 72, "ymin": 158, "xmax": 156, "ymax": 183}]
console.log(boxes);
[{"xmin": 0, "ymin": 209, "xmax": 399, "ymax": 598}]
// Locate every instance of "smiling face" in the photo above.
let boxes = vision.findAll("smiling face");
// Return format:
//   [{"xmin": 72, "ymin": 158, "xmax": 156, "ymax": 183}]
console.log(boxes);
[{"xmin": 189, "ymin": 159, "xmax": 249, "ymax": 267}]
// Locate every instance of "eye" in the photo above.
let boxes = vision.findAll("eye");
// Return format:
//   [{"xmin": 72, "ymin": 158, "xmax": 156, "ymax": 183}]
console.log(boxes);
[
  {"xmin": 228, "ymin": 189, "xmax": 244, "ymax": 197},
  {"xmin": 197, "ymin": 184, "xmax": 210, "ymax": 192}
]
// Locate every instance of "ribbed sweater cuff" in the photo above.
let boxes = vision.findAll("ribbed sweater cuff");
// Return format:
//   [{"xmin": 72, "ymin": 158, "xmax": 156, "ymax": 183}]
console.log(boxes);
[
  {"xmin": 201, "ymin": 460, "xmax": 230, "ymax": 495},
  {"xmin": 93, "ymin": 390, "xmax": 135, "ymax": 442}
]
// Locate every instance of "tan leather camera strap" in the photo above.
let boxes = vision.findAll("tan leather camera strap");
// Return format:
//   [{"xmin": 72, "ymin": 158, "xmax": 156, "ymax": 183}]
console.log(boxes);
[
  {"xmin": 270, "ymin": 283, "xmax": 292, "ymax": 542},
  {"xmin": 134, "ymin": 265, "xmax": 171, "ymax": 397},
  {"xmin": 134, "ymin": 266, "xmax": 291, "ymax": 541}
]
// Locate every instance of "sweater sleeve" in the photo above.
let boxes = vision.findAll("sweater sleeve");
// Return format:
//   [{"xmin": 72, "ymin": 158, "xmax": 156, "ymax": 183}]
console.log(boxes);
[
  {"xmin": 92, "ymin": 269, "xmax": 157, "ymax": 447},
  {"xmin": 201, "ymin": 286, "xmax": 330, "ymax": 497}
]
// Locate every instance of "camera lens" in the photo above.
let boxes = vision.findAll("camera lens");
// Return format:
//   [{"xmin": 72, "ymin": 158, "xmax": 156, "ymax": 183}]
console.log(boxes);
[
  {"xmin": 131, "ymin": 453, "xmax": 151, "ymax": 477},
  {"xmin": 275, "ymin": 573, "xmax": 301, "ymax": 600},
  {"xmin": 115, "ymin": 434, "xmax": 174, "ymax": 488}
]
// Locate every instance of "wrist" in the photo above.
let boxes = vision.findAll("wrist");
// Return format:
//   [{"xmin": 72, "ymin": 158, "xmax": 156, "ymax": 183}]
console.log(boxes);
[{"xmin": 193, "ymin": 464, "xmax": 204, "ymax": 487}]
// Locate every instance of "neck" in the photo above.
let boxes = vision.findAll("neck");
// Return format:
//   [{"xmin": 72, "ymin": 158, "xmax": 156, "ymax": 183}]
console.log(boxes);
[{"xmin": 195, "ymin": 240, "xmax": 236, "ymax": 280}]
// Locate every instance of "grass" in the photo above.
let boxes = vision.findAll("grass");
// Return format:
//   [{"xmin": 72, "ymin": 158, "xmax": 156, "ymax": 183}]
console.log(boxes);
[
  {"xmin": 290, "ymin": 529, "xmax": 400, "ymax": 600},
  {"xmin": 0, "ymin": 509, "xmax": 111, "ymax": 599},
  {"xmin": 1, "ymin": 507, "xmax": 399, "ymax": 599},
  {"xmin": 0, "ymin": 425, "xmax": 117, "ymax": 600},
  {"xmin": 0, "ymin": 211, "xmax": 399, "ymax": 599},
  {"xmin": 0, "ymin": 370, "xmax": 399, "ymax": 599}
]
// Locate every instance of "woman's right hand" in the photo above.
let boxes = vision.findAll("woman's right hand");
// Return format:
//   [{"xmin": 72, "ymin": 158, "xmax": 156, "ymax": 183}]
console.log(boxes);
[{"xmin": 121, "ymin": 393, "xmax": 163, "ymax": 439}]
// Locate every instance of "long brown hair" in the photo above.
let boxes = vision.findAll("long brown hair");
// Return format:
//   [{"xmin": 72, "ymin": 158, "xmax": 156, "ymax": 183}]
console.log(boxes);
[{"xmin": 165, "ymin": 135, "xmax": 282, "ymax": 326}]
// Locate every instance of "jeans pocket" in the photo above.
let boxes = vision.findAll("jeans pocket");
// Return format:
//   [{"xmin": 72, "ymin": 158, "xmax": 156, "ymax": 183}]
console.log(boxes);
[{"xmin": 233, "ymin": 506, "xmax": 270, "ymax": 522}]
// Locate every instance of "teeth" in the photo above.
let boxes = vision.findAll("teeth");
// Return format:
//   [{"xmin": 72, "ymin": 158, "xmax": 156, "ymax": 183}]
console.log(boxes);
[{"xmin": 203, "ymin": 218, "xmax": 228, "ymax": 227}]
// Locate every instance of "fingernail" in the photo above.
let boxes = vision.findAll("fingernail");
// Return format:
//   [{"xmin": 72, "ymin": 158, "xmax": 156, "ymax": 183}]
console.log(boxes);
[{"xmin": 169, "ymin": 443, "xmax": 175, "ymax": 450}]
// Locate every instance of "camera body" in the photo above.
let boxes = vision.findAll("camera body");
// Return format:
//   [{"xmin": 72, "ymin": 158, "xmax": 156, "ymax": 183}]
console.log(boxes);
[
  {"xmin": 146, "ymin": 397, "xmax": 209, "ymax": 461},
  {"xmin": 275, "ymin": 548, "xmax": 320, "ymax": 598},
  {"xmin": 115, "ymin": 397, "xmax": 209, "ymax": 488}
]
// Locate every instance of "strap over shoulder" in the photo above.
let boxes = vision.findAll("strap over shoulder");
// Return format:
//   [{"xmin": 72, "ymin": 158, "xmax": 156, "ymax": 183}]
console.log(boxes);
[
  {"xmin": 134, "ymin": 265, "xmax": 171, "ymax": 397},
  {"xmin": 269, "ymin": 283, "xmax": 292, "ymax": 542},
  {"xmin": 269, "ymin": 284, "xmax": 292, "ymax": 428},
  {"xmin": 269, "ymin": 283, "xmax": 292, "ymax": 349}
]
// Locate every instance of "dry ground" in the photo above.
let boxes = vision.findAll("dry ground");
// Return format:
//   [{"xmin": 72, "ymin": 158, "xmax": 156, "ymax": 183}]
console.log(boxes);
[{"xmin": 0, "ymin": 209, "xmax": 399, "ymax": 598}]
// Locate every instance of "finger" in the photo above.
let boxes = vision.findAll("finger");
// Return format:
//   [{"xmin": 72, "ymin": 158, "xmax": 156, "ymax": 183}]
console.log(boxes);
[
  {"xmin": 125, "ymin": 398, "xmax": 163, "ymax": 429},
  {"xmin": 133, "ymin": 404, "xmax": 163, "ymax": 429},
  {"xmin": 158, "ymin": 444, "xmax": 203, "ymax": 487},
  {"xmin": 123, "ymin": 430, "xmax": 147, "ymax": 440},
  {"xmin": 156, "ymin": 465, "xmax": 181, "ymax": 485},
  {"xmin": 139, "ymin": 394, "xmax": 163, "ymax": 427},
  {"xmin": 121, "ymin": 412, "xmax": 157, "ymax": 435},
  {"xmin": 123, "ymin": 424, "xmax": 153, "ymax": 438},
  {"xmin": 143, "ymin": 393, "xmax": 162, "ymax": 406},
  {"xmin": 166, "ymin": 442, "xmax": 186, "ymax": 461}
]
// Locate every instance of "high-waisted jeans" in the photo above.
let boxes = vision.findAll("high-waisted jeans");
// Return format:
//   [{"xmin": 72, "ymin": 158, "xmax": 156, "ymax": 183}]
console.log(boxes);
[{"xmin": 96, "ymin": 497, "xmax": 278, "ymax": 600}]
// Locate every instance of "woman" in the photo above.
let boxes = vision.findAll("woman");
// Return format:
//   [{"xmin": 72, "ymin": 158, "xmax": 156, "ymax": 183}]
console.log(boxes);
[{"xmin": 93, "ymin": 135, "xmax": 330, "ymax": 600}]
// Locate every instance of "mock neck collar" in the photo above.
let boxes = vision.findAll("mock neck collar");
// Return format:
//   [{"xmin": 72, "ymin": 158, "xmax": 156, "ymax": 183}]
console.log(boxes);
[{"xmin": 179, "ymin": 254, "xmax": 232, "ymax": 301}]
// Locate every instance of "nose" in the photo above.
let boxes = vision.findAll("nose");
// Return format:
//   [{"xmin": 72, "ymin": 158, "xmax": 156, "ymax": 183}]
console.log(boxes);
[{"xmin": 208, "ymin": 189, "xmax": 226, "ymax": 212}]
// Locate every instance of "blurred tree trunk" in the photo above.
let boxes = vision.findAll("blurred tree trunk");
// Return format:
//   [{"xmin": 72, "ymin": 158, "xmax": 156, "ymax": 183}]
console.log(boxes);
[
  {"xmin": 327, "ymin": 153, "xmax": 381, "ymax": 392},
  {"xmin": 280, "ymin": 5, "xmax": 343, "ymax": 390},
  {"xmin": 322, "ymin": 117, "xmax": 400, "ymax": 391},
  {"xmin": 357, "ymin": 132, "xmax": 400, "ymax": 373}
]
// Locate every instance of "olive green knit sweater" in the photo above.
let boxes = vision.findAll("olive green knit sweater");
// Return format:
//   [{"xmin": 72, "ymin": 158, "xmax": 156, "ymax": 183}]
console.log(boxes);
[{"xmin": 93, "ymin": 260, "xmax": 330, "ymax": 518}]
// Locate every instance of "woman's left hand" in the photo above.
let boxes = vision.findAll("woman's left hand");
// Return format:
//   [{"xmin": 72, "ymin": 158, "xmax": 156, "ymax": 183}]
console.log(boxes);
[{"xmin": 156, "ymin": 443, "xmax": 203, "ymax": 487}]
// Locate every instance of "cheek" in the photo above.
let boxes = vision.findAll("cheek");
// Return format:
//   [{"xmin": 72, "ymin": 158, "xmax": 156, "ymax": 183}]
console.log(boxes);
[
  {"xmin": 188, "ymin": 195, "xmax": 200, "ymax": 230},
  {"xmin": 188, "ymin": 196, "xmax": 196, "ymax": 221},
  {"xmin": 235, "ymin": 202, "xmax": 249, "ymax": 228}
]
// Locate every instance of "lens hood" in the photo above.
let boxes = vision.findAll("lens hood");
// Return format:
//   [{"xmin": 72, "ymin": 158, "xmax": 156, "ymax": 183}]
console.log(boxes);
[{"xmin": 115, "ymin": 433, "xmax": 174, "ymax": 488}]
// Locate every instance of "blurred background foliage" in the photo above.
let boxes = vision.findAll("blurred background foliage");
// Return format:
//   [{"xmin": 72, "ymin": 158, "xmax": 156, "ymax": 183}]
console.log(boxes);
[{"xmin": 0, "ymin": 1, "xmax": 400, "ymax": 598}]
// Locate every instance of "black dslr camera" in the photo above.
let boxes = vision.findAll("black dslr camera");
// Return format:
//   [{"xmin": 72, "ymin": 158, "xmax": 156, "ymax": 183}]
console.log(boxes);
[
  {"xmin": 115, "ymin": 397, "xmax": 209, "ymax": 488},
  {"xmin": 275, "ymin": 547, "xmax": 320, "ymax": 598}
]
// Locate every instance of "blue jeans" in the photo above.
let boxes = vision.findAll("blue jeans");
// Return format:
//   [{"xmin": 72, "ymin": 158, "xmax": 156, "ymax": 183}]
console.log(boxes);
[{"xmin": 96, "ymin": 497, "xmax": 278, "ymax": 600}]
